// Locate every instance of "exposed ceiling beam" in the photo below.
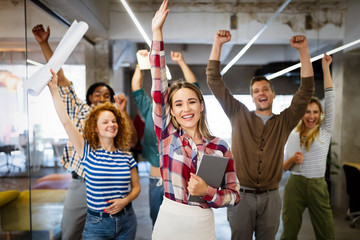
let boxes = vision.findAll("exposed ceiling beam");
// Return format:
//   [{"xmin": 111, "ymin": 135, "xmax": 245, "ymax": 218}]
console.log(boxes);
[{"xmin": 30, "ymin": 0, "xmax": 96, "ymax": 45}]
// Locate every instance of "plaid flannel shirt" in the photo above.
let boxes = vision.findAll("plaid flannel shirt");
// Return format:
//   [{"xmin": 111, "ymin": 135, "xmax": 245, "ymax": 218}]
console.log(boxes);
[
  {"xmin": 58, "ymin": 83, "xmax": 90, "ymax": 178},
  {"xmin": 150, "ymin": 41, "xmax": 240, "ymax": 209}
]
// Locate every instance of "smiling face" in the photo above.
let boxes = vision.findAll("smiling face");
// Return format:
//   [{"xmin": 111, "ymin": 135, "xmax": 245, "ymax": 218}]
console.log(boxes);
[
  {"xmin": 95, "ymin": 110, "xmax": 118, "ymax": 139},
  {"xmin": 170, "ymin": 87, "xmax": 204, "ymax": 134},
  {"xmin": 251, "ymin": 80, "xmax": 276, "ymax": 114},
  {"xmin": 89, "ymin": 86, "xmax": 111, "ymax": 106},
  {"xmin": 302, "ymin": 102, "xmax": 321, "ymax": 131}
]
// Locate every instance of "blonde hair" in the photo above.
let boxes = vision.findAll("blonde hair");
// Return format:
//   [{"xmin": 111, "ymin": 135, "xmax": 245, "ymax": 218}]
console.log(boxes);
[
  {"xmin": 295, "ymin": 97, "xmax": 324, "ymax": 151},
  {"xmin": 167, "ymin": 81, "xmax": 214, "ymax": 140},
  {"xmin": 83, "ymin": 103, "xmax": 130, "ymax": 151}
]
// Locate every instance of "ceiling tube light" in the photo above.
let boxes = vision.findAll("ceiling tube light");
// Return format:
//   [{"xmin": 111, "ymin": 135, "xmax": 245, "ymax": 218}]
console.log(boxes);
[
  {"xmin": 27, "ymin": 59, "xmax": 44, "ymax": 66},
  {"xmin": 120, "ymin": 0, "xmax": 172, "ymax": 79},
  {"xmin": 267, "ymin": 38, "xmax": 360, "ymax": 80},
  {"xmin": 221, "ymin": 0, "xmax": 291, "ymax": 76},
  {"xmin": 120, "ymin": 0, "xmax": 151, "ymax": 47}
]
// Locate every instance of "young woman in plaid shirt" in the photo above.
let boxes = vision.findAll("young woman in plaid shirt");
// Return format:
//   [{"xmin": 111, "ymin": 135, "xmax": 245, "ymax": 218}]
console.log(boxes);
[{"xmin": 150, "ymin": 1, "xmax": 240, "ymax": 239}]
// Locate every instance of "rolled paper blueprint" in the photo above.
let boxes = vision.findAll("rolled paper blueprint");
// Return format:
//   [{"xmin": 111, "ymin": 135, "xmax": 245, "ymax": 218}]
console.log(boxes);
[{"xmin": 23, "ymin": 20, "xmax": 89, "ymax": 96}]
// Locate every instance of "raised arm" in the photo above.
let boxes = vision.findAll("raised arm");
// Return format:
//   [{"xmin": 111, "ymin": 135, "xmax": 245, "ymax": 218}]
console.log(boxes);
[
  {"xmin": 321, "ymin": 54, "xmax": 335, "ymax": 132},
  {"xmin": 206, "ymin": 30, "xmax": 242, "ymax": 119},
  {"xmin": 284, "ymin": 35, "xmax": 315, "ymax": 131},
  {"xmin": 151, "ymin": 0, "xmax": 170, "ymax": 41},
  {"xmin": 150, "ymin": 0, "xmax": 170, "ymax": 140},
  {"xmin": 171, "ymin": 51, "xmax": 197, "ymax": 84},
  {"xmin": 131, "ymin": 50, "xmax": 147, "ymax": 92},
  {"xmin": 32, "ymin": 24, "xmax": 71, "ymax": 87},
  {"xmin": 290, "ymin": 35, "xmax": 313, "ymax": 78},
  {"xmin": 114, "ymin": 94, "xmax": 138, "ymax": 148},
  {"xmin": 48, "ymin": 70, "xmax": 84, "ymax": 157},
  {"xmin": 209, "ymin": 30, "xmax": 232, "ymax": 61},
  {"xmin": 131, "ymin": 66, "xmax": 143, "ymax": 91},
  {"xmin": 322, "ymin": 54, "xmax": 333, "ymax": 89}
]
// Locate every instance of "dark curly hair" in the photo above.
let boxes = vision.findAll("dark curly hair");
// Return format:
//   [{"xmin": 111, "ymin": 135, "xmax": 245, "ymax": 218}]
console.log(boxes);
[
  {"xmin": 86, "ymin": 82, "xmax": 115, "ymax": 105},
  {"xmin": 83, "ymin": 103, "xmax": 130, "ymax": 151}
]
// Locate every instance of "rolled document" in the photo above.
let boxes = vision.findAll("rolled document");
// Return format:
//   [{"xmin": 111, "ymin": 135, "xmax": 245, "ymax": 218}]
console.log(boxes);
[{"xmin": 24, "ymin": 20, "xmax": 89, "ymax": 96}]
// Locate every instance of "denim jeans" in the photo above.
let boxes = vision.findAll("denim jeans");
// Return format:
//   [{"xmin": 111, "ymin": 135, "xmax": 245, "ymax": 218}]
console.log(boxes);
[
  {"xmin": 82, "ymin": 206, "xmax": 137, "ymax": 240},
  {"xmin": 149, "ymin": 177, "xmax": 164, "ymax": 226}
]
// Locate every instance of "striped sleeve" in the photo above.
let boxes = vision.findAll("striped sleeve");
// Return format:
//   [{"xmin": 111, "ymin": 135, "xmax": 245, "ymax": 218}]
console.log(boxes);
[
  {"xmin": 82, "ymin": 140, "xmax": 90, "ymax": 162},
  {"xmin": 128, "ymin": 153, "xmax": 137, "ymax": 169},
  {"xmin": 322, "ymin": 88, "xmax": 335, "ymax": 133}
]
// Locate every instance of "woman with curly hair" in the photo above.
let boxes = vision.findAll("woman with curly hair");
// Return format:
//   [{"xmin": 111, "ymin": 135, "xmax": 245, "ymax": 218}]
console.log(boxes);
[{"xmin": 47, "ymin": 69, "xmax": 140, "ymax": 240}]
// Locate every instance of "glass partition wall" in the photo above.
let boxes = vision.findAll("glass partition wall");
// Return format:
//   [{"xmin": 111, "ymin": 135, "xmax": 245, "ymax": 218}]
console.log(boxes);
[
  {"xmin": 1, "ymin": 1, "xmax": 86, "ymax": 239},
  {"xmin": 0, "ymin": 0, "xmax": 31, "ymax": 239}
]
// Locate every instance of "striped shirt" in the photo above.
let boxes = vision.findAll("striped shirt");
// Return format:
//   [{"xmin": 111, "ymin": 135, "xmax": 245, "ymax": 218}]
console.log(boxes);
[
  {"xmin": 59, "ymin": 83, "xmax": 90, "ymax": 178},
  {"xmin": 150, "ymin": 40, "xmax": 240, "ymax": 209},
  {"xmin": 82, "ymin": 141, "xmax": 137, "ymax": 211},
  {"xmin": 286, "ymin": 89, "xmax": 335, "ymax": 178}
]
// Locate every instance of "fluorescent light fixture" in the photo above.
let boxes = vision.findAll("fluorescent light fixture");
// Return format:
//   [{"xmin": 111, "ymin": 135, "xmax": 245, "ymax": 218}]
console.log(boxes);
[
  {"xmin": 120, "ymin": 0, "xmax": 172, "ymax": 79},
  {"xmin": 221, "ymin": 0, "xmax": 291, "ymax": 76},
  {"xmin": 27, "ymin": 59, "xmax": 44, "ymax": 66},
  {"xmin": 120, "ymin": 0, "xmax": 151, "ymax": 47},
  {"xmin": 267, "ymin": 38, "xmax": 360, "ymax": 80}
]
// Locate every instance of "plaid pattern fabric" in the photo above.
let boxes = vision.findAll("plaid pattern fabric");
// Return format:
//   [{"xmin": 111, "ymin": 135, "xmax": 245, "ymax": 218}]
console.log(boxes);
[
  {"xmin": 150, "ymin": 41, "xmax": 240, "ymax": 208},
  {"xmin": 58, "ymin": 83, "xmax": 91, "ymax": 178}
]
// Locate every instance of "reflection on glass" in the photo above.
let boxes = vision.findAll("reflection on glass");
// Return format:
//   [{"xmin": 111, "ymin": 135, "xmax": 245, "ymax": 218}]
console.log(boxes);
[{"xmin": 0, "ymin": 1, "xmax": 86, "ymax": 239}]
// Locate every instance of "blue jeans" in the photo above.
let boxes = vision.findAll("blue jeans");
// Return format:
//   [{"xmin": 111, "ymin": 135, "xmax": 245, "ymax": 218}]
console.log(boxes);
[
  {"xmin": 82, "ymin": 206, "xmax": 137, "ymax": 240},
  {"xmin": 149, "ymin": 177, "xmax": 164, "ymax": 226}
]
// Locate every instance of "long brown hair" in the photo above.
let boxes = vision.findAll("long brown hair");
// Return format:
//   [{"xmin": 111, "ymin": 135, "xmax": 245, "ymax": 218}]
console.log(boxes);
[
  {"xmin": 167, "ymin": 81, "xmax": 214, "ymax": 140},
  {"xmin": 295, "ymin": 96, "xmax": 324, "ymax": 151},
  {"xmin": 83, "ymin": 103, "xmax": 130, "ymax": 151}
]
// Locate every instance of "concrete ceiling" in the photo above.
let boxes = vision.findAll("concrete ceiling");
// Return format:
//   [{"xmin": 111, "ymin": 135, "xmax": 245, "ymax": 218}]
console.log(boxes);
[{"xmin": 1, "ymin": 0, "xmax": 359, "ymax": 67}]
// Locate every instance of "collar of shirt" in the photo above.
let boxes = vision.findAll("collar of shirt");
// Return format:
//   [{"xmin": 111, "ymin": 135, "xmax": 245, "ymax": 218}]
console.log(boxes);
[{"xmin": 177, "ymin": 127, "xmax": 212, "ymax": 172}]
